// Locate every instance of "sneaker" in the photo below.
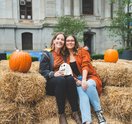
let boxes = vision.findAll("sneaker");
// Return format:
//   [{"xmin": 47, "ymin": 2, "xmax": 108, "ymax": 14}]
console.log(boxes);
[
  {"xmin": 96, "ymin": 110, "xmax": 106, "ymax": 124},
  {"xmin": 83, "ymin": 122, "xmax": 92, "ymax": 124}
]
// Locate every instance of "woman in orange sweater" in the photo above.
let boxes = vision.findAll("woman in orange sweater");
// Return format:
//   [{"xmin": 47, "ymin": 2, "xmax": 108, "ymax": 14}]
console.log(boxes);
[{"xmin": 64, "ymin": 35, "xmax": 106, "ymax": 124}]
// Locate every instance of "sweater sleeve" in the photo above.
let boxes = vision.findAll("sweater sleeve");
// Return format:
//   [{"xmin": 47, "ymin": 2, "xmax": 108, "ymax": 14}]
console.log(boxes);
[{"xmin": 79, "ymin": 48, "xmax": 91, "ymax": 72}]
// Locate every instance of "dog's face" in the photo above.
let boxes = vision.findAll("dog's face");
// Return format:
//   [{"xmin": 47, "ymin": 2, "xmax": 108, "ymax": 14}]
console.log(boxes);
[{"xmin": 59, "ymin": 63, "xmax": 73, "ymax": 76}]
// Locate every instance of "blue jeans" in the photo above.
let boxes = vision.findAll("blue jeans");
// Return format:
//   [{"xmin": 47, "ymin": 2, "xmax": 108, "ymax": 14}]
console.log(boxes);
[{"xmin": 77, "ymin": 79, "xmax": 101, "ymax": 123}]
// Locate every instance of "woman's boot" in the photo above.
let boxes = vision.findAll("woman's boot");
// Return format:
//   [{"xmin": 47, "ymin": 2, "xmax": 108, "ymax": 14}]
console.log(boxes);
[{"xmin": 59, "ymin": 113, "xmax": 68, "ymax": 124}]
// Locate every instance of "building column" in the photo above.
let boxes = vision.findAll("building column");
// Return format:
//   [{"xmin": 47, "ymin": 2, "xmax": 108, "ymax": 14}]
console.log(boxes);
[
  {"xmin": 45, "ymin": 0, "xmax": 56, "ymax": 17},
  {"xmin": 64, "ymin": 0, "xmax": 71, "ymax": 15},
  {"xmin": 104, "ymin": 0, "xmax": 111, "ymax": 18},
  {"xmin": 101, "ymin": 0, "xmax": 105, "ymax": 18},
  {"xmin": 73, "ymin": 0, "xmax": 80, "ymax": 16},
  {"xmin": 5, "ymin": 0, "xmax": 12, "ymax": 18},
  {"xmin": 94, "ymin": 0, "xmax": 101, "ymax": 16},
  {"xmin": 40, "ymin": 0, "xmax": 45, "ymax": 19},
  {"xmin": 56, "ymin": 0, "xmax": 63, "ymax": 16}
]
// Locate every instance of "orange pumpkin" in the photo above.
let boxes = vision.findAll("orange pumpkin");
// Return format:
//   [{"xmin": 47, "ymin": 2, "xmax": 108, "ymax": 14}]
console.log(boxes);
[
  {"xmin": 104, "ymin": 49, "xmax": 119, "ymax": 63},
  {"xmin": 9, "ymin": 50, "xmax": 32, "ymax": 73}
]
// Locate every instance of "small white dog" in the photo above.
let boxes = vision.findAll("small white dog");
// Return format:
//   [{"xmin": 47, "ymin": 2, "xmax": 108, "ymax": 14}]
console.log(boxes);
[{"xmin": 59, "ymin": 63, "xmax": 73, "ymax": 76}]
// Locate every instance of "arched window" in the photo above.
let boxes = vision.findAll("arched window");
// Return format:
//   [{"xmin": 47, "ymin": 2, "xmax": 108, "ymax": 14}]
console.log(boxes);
[
  {"xmin": 22, "ymin": 32, "xmax": 33, "ymax": 50},
  {"xmin": 20, "ymin": 0, "xmax": 32, "ymax": 19},
  {"xmin": 82, "ymin": 0, "xmax": 94, "ymax": 15}
]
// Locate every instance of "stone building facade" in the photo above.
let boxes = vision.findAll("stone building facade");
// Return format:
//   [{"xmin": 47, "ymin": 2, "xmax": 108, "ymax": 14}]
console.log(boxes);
[{"xmin": 0, "ymin": 0, "xmax": 121, "ymax": 54}]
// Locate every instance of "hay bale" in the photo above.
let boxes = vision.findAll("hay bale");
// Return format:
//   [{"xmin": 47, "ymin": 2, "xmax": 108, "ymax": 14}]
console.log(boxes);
[
  {"xmin": 15, "ymin": 72, "xmax": 46, "ymax": 103},
  {"xmin": 15, "ymin": 104, "xmax": 35, "ymax": 124},
  {"xmin": 0, "ymin": 99, "xmax": 17, "ymax": 124},
  {"xmin": 35, "ymin": 96, "xmax": 72, "ymax": 122},
  {"xmin": 101, "ymin": 86, "xmax": 132, "ymax": 123},
  {"xmin": 0, "ymin": 71, "xmax": 46, "ymax": 103},
  {"xmin": 0, "ymin": 98, "xmax": 35, "ymax": 124},
  {"xmin": 0, "ymin": 72, "xmax": 18, "ymax": 101},
  {"xmin": 92, "ymin": 60, "xmax": 132, "ymax": 87},
  {"xmin": 29, "ymin": 61, "xmax": 39, "ymax": 73},
  {"xmin": 0, "ymin": 60, "xmax": 10, "ymax": 73}
]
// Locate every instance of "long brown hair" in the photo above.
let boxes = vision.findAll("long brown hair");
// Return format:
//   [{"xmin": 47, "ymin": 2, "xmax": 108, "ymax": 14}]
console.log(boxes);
[
  {"xmin": 64, "ymin": 35, "xmax": 79, "ymax": 57},
  {"xmin": 50, "ymin": 32, "xmax": 66, "ymax": 54}
]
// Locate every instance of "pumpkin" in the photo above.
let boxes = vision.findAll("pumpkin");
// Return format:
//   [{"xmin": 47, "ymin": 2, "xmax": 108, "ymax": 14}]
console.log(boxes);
[
  {"xmin": 104, "ymin": 49, "xmax": 119, "ymax": 63},
  {"xmin": 9, "ymin": 50, "xmax": 32, "ymax": 73}
]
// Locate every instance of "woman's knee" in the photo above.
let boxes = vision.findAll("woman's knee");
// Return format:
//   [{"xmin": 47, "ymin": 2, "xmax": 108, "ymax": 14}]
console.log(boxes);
[
  {"xmin": 56, "ymin": 76, "xmax": 67, "ymax": 86},
  {"xmin": 66, "ymin": 75, "xmax": 74, "ymax": 81},
  {"xmin": 77, "ymin": 87, "xmax": 86, "ymax": 96},
  {"xmin": 66, "ymin": 76, "xmax": 76, "ymax": 85},
  {"xmin": 87, "ymin": 79, "xmax": 96, "ymax": 87}
]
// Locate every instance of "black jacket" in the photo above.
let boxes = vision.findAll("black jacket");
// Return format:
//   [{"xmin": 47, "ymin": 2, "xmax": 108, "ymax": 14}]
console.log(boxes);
[{"xmin": 39, "ymin": 51, "xmax": 54, "ymax": 80}]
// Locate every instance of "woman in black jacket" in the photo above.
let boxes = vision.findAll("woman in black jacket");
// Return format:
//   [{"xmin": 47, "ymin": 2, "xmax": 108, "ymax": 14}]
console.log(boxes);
[{"xmin": 39, "ymin": 32, "xmax": 81, "ymax": 124}]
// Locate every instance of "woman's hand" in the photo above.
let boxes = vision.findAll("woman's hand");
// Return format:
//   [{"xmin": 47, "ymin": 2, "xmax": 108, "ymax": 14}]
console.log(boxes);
[
  {"xmin": 54, "ymin": 71, "xmax": 64, "ymax": 77},
  {"xmin": 82, "ymin": 80, "xmax": 88, "ymax": 90},
  {"xmin": 76, "ymin": 80, "xmax": 82, "ymax": 86},
  {"xmin": 74, "ymin": 77, "xmax": 81, "ymax": 86}
]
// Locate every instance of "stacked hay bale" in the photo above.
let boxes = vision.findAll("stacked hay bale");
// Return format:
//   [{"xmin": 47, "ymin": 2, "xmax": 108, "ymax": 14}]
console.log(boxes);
[
  {"xmin": 0, "ymin": 60, "xmax": 45, "ymax": 124},
  {"xmin": 0, "ymin": 59, "xmax": 131, "ymax": 124},
  {"xmin": 92, "ymin": 59, "xmax": 132, "ymax": 123},
  {"xmin": 92, "ymin": 60, "xmax": 132, "ymax": 87}
]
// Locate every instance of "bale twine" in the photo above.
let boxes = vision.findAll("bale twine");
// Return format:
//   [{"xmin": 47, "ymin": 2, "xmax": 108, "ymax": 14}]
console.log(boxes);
[
  {"xmin": 0, "ymin": 99, "xmax": 17, "ymax": 124},
  {"xmin": 0, "ymin": 71, "xmax": 46, "ymax": 103},
  {"xmin": 35, "ymin": 96, "xmax": 72, "ymax": 122},
  {"xmin": 101, "ymin": 86, "xmax": 132, "ymax": 123},
  {"xmin": 92, "ymin": 60, "xmax": 132, "ymax": 87}
]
